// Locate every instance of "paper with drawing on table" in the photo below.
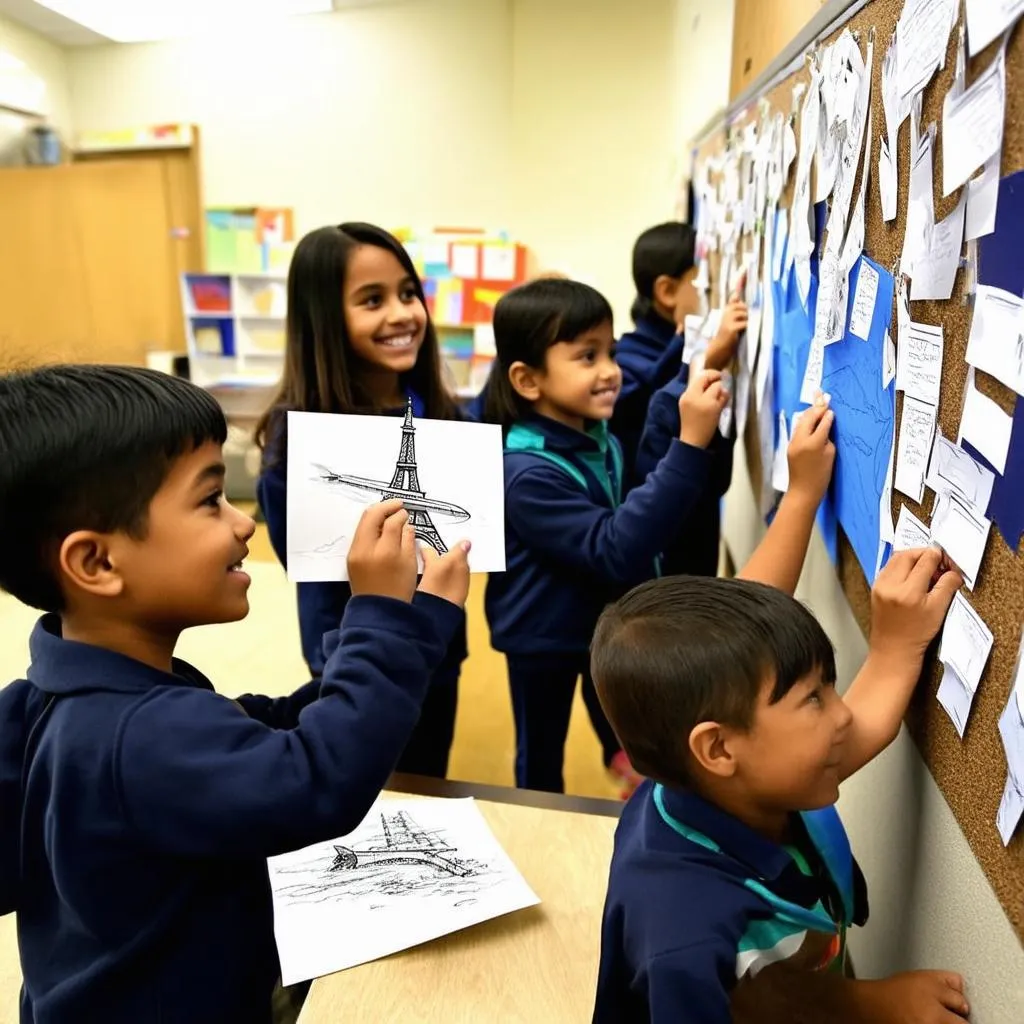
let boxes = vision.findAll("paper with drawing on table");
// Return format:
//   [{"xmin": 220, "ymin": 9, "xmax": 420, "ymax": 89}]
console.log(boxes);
[
  {"xmin": 930, "ymin": 490, "xmax": 990, "ymax": 591},
  {"xmin": 925, "ymin": 433, "xmax": 996, "ymax": 513},
  {"xmin": 268, "ymin": 797, "xmax": 540, "ymax": 985},
  {"xmin": 895, "ymin": 396, "xmax": 936, "ymax": 504},
  {"xmin": 936, "ymin": 592, "xmax": 994, "ymax": 738},
  {"xmin": 965, "ymin": 285, "xmax": 1024, "ymax": 397},
  {"xmin": 966, "ymin": 0, "xmax": 1024, "ymax": 57},
  {"xmin": 893, "ymin": 504, "xmax": 931, "ymax": 550},
  {"xmin": 896, "ymin": 320, "xmax": 943, "ymax": 406},
  {"xmin": 942, "ymin": 46, "xmax": 1006, "ymax": 197},
  {"xmin": 996, "ymin": 630, "xmax": 1024, "ymax": 846},
  {"xmin": 285, "ymin": 410, "xmax": 505, "ymax": 582},
  {"xmin": 958, "ymin": 368, "xmax": 1015, "ymax": 473}
]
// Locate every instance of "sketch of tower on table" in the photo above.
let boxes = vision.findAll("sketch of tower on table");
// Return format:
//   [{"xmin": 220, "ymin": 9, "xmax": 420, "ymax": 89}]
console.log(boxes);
[{"xmin": 310, "ymin": 398, "xmax": 471, "ymax": 555}]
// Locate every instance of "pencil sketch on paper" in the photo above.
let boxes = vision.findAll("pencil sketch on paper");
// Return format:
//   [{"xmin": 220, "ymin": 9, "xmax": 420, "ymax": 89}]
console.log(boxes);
[
  {"xmin": 270, "ymin": 809, "xmax": 499, "ymax": 912},
  {"xmin": 309, "ymin": 398, "xmax": 470, "ymax": 556},
  {"xmin": 267, "ymin": 797, "xmax": 541, "ymax": 985}
]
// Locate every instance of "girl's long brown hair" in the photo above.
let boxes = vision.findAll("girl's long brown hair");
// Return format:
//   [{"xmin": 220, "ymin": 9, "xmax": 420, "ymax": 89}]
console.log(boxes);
[{"xmin": 254, "ymin": 222, "xmax": 458, "ymax": 451}]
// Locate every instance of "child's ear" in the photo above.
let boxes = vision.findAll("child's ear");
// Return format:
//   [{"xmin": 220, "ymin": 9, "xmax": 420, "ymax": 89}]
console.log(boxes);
[
  {"xmin": 652, "ymin": 274, "xmax": 679, "ymax": 312},
  {"xmin": 508, "ymin": 361, "xmax": 543, "ymax": 403},
  {"xmin": 688, "ymin": 721, "xmax": 739, "ymax": 778},
  {"xmin": 59, "ymin": 531, "xmax": 126, "ymax": 600}
]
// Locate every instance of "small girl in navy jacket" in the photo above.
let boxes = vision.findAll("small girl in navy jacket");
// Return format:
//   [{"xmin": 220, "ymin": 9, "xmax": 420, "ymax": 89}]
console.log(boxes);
[
  {"xmin": 255, "ymin": 222, "xmax": 466, "ymax": 779},
  {"xmin": 482, "ymin": 278, "xmax": 729, "ymax": 794}
]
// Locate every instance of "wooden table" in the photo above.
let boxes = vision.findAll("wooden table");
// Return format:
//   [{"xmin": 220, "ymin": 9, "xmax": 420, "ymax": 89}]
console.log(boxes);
[{"xmin": 298, "ymin": 775, "xmax": 622, "ymax": 1024}]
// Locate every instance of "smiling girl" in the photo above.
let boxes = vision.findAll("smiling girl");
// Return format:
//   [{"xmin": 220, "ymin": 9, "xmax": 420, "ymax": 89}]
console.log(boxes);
[{"xmin": 255, "ymin": 223, "xmax": 465, "ymax": 778}]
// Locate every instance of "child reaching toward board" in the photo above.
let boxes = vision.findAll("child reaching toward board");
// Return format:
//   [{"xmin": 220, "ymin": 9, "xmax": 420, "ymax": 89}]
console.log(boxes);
[
  {"xmin": 255, "ymin": 222, "xmax": 467, "ymax": 779},
  {"xmin": 483, "ymin": 277, "xmax": 837, "ymax": 795},
  {"xmin": 0, "ymin": 364, "xmax": 471, "ymax": 1024},
  {"xmin": 590, "ymin": 553, "xmax": 969, "ymax": 1024}
]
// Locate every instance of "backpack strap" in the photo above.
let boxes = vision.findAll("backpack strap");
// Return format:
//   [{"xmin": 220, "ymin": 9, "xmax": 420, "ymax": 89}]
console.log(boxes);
[{"xmin": 506, "ymin": 423, "xmax": 590, "ymax": 492}]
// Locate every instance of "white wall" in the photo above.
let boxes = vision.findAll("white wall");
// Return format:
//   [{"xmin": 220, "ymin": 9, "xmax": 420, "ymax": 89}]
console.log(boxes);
[
  {"xmin": 723, "ymin": 446, "xmax": 1024, "ymax": 1024},
  {"xmin": 67, "ymin": 0, "xmax": 514, "ymax": 239},
  {"xmin": 0, "ymin": 13, "xmax": 72, "ymax": 164}
]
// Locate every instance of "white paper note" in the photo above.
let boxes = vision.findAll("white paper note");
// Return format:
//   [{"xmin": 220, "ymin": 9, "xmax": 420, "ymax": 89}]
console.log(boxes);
[
  {"xmin": 965, "ymin": 285, "xmax": 1024, "ymax": 397},
  {"xmin": 481, "ymin": 245, "xmax": 517, "ymax": 282},
  {"xmin": 966, "ymin": 0, "xmax": 1024, "ymax": 57},
  {"xmin": 880, "ymin": 136, "xmax": 898, "ymax": 222},
  {"xmin": 938, "ymin": 663, "xmax": 976, "ymax": 738},
  {"xmin": 450, "ymin": 243, "xmax": 479, "ymax": 279},
  {"xmin": 849, "ymin": 260, "xmax": 880, "ymax": 340},
  {"xmin": 771, "ymin": 413, "xmax": 791, "ymax": 493},
  {"xmin": 966, "ymin": 151, "xmax": 1000, "ymax": 240},
  {"xmin": 942, "ymin": 47, "xmax": 1006, "ymax": 197},
  {"xmin": 996, "ymin": 633, "xmax": 1024, "ymax": 846},
  {"xmin": 897, "ymin": 321, "xmax": 944, "ymax": 405},
  {"xmin": 910, "ymin": 191, "xmax": 966, "ymax": 301},
  {"xmin": 894, "ymin": 503, "xmax": 931, "ymax": 550},
  {"xmin": 897, "ymin": 0, "xmax": 957, "ymax": 99},
  {"xmin": 772, "ymin": 208, "xmax": 789, "ymax": 282},
  {"xmin": 930, "ymin": 490, "xmax": 991, "ymax": 590},
  {"xmin": 880, "ymin": 412, "xmax": 898, "ymax": 546},
  {"xmin": 958, "ymin": 369, "xmax": 1015, "ymax": 473},
  {"xmin": 939, "ymin": 591, "xmax": 994, "ymax": 694},
  {"xmin": 883, "ymin": 329, "xmax": 898, "ymax": 390},
  {"xmin": 902, "ymin": 126, "xmax": 936, "ymax": 280},
  {"xmin": 895, "ymin": 396, "xmax": 937, "ymax": 503},
  {"xmin": 268, "ymin": 797, "xmax": 540, "ymax": 984},
  {"xmin": 801, "ymin": 335, "xmax": 826, "ymax": 405},
  {"xmin": 926, "ymin": 433, "xmax": 996, "ymax": 512}
]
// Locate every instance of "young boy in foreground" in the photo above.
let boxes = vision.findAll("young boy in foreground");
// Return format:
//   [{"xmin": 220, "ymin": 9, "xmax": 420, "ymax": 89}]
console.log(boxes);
[
  {"xmin": 0, "ymin": 365, "xmax": 470, "ymax": 1024},
  {"xmin": 591, "ymin": 552, "xmax": 971, "ymax": 1024}
]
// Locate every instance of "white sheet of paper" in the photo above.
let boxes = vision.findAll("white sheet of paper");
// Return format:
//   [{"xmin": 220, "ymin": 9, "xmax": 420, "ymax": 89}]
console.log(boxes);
[
  {"xmin": 880, "ymin": 136, "xmax": 898, "ymax": 222},
  {"xmin": 758, "ymin": 359, "xmax": 778, "ymax": 517},
  {"xmin": 755, "ymin": 312, "xmax": 772, "ymax": 413},
  {"xmin": 966, "ymin": 0, "xmax": 1024, "ymax": 57},
  {"xmin": 450, "ymin": 243, "xmax": 479, "ymax": 279},
  {"xmin": 937, "ymin": 663, "xmax": 977, "ymax": 739},
  {"xmin": 895, "ymin": 396, "xmax": 937, "ymax": 503},
  {"xmin": 942, "ymin": 47, "xmax": 1006, "ymax": 196},
  {"xmin": 880, "ymin": 414, "xmax": 898, "ymax": 545},
  {"xmin": 958, "ymin": 369, "xmax": 1015, "ymax": 472},
  {"xmin": 268, "ymin": 796, "xmax": 540, "ymax": 985},
  {"xmin": 473, "ymin": 323, "xmax": 497, "ymax": 357},
  {"xmin": 902, "ymin": 126, "xmax": 936, "ymax": 279},
  {"xmin": 849, "ymin": 260, "xmax": 880, "ymax": 340},
  {"xmin": 481, "ymin": 245, "xmax": 517, "ymax": 282},
  {"xmin": 996, "ymin": 634, "xmax": 1024, "ymax": 845},
  {"xmin": 285, "ymin": 410, "xmax": 506, "ymax": 582},
  {"xmin": 771, "ymin": 413, "xmax": 791, "ymax": 493},
  {"xmin": 683, "ymin": 314, "xmax": 706, "ymax": 365},
  {"xmin": 939, "ymin": 591, "xmax": 994, "ymax": 693},
  {"xmin": 801, "ymin": 334, "xmax": 826, "ymax": 405},
  {"xmin": 735, "ymin": 359, "xmax": 752, "ymax": 441},
  {"xmin": 966, "ymin": 151, "xmax": 1000, "ymax": 240},
  {"xmin": 965, "ymin": 284, "xmax": 1024, "ymax": 397},
  {"xmin": 884, "ymin": 329, "xmax": 898, "ymax": 390},
  {"xmin": 894, "ymin": 503, "xmax": 931, "ymax": 550},
  {"xmin": 772, "ymin": 208, "xmax": 789, "ymax": 282},
  {"xmin": 926, "ymin": 433, "xmax": 996, "ymax": 512},
  {"xmin": 897, "ymin": 0, "xmax": 957, "ymax": 99},
  {"xmin": 930, "ymin": 490, "xmax": 991, "ymax": 590},
  {"xmin": 910, "ymin": 191, "xmax": 966, "ymax": 301},
  {"xmin": 896, "ymin": 321, "xmax": 944, "ymax": 405}
]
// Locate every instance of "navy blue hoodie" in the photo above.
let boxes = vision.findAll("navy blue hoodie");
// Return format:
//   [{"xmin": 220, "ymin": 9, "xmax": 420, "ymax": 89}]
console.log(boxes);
[
  {"xmin": 257, "ymin": 392, "xmax": 468, "ymax": 677},
  {"xmin": 635, "ymin": 363, "xmax": 735, "ymax": 577},
  {"xmin": 485, "ymin": 413, "xmax": 710, "ymax": 656},
  {"xmin": 610, "ymin": 314, "xmax": 684, "ymax": 483},
  {"xmin": 0, "ymin": 593, "xmax": 460, "ymax": 1024}
]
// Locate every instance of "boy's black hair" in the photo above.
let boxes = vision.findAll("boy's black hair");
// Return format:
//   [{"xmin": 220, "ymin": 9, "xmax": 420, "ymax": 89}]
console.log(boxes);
[
  {"xmin": 483, "ymin": 277, "xmax": 614, "ymax": 431},
  {"xmin": 0, "ymin": 364, "xmax": 228, "ymax": 613},
  {"xmin": 630, "ymin": 221, "xmax": 697, "ymax": 324},
  {"xmin": 590, "ymin": 575, "xmax": 837, "ymax": 786}
]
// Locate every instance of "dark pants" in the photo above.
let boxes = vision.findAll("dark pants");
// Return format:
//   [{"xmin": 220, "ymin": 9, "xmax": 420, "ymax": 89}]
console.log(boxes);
[
  {"xmin": 506, "ymin": 653, "xmax": 620, "ymax": 793},
  {"xmin": 394, "ymin": 659, "xmax": 459, "ymax": 778}
]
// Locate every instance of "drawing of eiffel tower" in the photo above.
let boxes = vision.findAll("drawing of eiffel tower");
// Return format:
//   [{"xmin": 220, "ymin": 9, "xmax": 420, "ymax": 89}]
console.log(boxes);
[{"xmin": 382, "ymin": 398, "xmax": 447, "ymax": 554}]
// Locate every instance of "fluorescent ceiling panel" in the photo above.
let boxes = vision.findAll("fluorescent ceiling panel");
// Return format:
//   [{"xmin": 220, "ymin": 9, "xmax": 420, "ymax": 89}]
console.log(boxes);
[{"xmin": 31, "ymin": 0, "xmax": 333, "ymax": 42}]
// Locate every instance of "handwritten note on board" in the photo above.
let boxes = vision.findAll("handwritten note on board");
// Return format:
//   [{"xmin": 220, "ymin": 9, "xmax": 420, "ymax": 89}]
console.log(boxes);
[{"xmin": 942, "ymin": 47, "xmax": 1006, "ymax": 196}]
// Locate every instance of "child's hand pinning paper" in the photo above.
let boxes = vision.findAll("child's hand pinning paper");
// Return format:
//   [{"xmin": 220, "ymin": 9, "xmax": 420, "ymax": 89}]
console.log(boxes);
[
  {"xmin": 869, "ymin": 547, "xmax": 963, "ymax": 667},
  {"xmin": 347, "ymin": 499, "xmax": 418, "ymax": 603},
  {"xmin": 786, "ymin": 398, "xmax": 835, "ymax": 504},
  {"xmin": 417, "ymin": 541, "xmax": 472, "ymax": 610},
  {"xmin": 855, "ymin": 969, "xmax": 969, "ymax": 1023},
  {"xmin": 678, "ymin": 369, "xmax": 729, "ymax": 449}
]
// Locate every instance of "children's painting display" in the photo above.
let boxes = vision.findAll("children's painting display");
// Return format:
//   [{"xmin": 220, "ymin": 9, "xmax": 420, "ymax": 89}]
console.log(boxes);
[
  {"xmin": 268, "ymin": 797, "xmax": 540, "ymax": 984},
  {"xmin": 286, "ymin": 404, "xmax": 506, "ymax": 582}
]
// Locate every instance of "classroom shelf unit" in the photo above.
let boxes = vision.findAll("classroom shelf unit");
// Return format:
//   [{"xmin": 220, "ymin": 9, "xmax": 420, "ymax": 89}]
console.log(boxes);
[{"xmin": 181, "ymin": 271, "xmax": 287, "ymax": 388}]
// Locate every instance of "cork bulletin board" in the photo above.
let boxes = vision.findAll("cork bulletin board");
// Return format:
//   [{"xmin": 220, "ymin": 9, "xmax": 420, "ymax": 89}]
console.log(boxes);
[{"xmin": 693, "ymin": 5, "xmax": 1024, "ymax": 941}]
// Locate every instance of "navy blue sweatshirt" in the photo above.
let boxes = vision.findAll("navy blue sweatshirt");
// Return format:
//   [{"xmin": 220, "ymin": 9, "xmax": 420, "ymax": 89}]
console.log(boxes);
[
  {"xmin": 635, "ymin": 363, "xmax": 735, "ymax": 577},
  {"xmin": 257, "ymin": 393, "xmax": 467, "ymax": 677},
  {"xmin": 610, "ymin": 314, "xmax": 684, "ymax": 484},
  {"xmin": 0, "ymin": 593, "xmax": 461, "ymax": 1024},
  {"xmin": 485, "ymin": 414, "xmax": 710, "ymax": 656}
]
